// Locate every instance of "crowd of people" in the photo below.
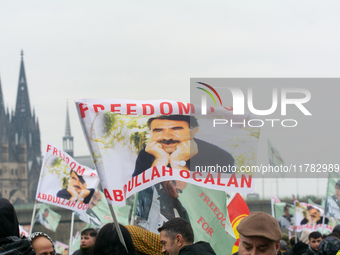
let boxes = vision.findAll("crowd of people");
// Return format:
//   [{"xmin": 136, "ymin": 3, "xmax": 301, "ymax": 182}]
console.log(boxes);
[{"xmin": 2, "ymin": 197, "xmax": 340, "ymax": 255}]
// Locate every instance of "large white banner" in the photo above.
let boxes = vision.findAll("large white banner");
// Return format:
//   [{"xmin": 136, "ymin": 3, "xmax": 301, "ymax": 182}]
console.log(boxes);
[
  {"xmin": 75, "ymin": 99, "xmax": 257, "ymax": 206},
  {"xmin": 36, "ymin": 144, "xmax": 100, "ymax": 213}
]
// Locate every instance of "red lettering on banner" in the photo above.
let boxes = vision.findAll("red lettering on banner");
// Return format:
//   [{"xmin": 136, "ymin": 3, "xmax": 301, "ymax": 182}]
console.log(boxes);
[
  {"xmin": 135, "ymin": 175, "xmax": 141, "ymax": 188},
  {"xmin": 177, "ymin": 102, "xmax": 191, "ymax": 114},
  {"xmin": 217, "ymin": 212, "xmax": 224, "ymax": 220},
  {"xmin": 61, "ymin": 199, "xmax": 66, "ymax": 205},
  {"xmin": 47, "ymin": 195, "xmax": 52, "ymax": 201},
  {"xmin": 90, "ymin": 173, "xmax": 96, "ymax": 176},
  {"xmin": 199, "ymin": 191, "xmax": 226, "ymax": 228},
  {"xmin": 53, "ymin": 147, "xmax": 58, "ymax": 155},
  {"xmin": 47, "ymin": 144, "xmax": 52, "ymax": 152},
  {"xmin": 213, "ymin": 207, "xmax": 219, "ymax": 215},
  {"xmin": 203, "ymin": 173, "xmax": 215, "ymax": 185},
  {"xmin": 77, "ymin": 203, "xmax": 83, "ymax": 209},
  {"xmin": 209, "ymin": 201, "xmax": 216, "ymax": 210},
  {"xmin": 197, "ymin": 217, "xmax": 205, "ymax": 224},
  {"xmin": 128, "ymin": 179, "xmax": 134, "ymax": 192},
  {"xmin": 123, "ymin": 185, "xmax": 127, "ymax": 201},
  {"xmin": 142, "ymin": 104, "xmax": 154, "ymax": 115},
  {"xmin": 180, "ymin": 170, "xmax": 190, "ymax": 179},
  {"xmin": 221, "ymin": 218, "xmax": 226, "ymax": 227},
  {"xmin": 79, "ymin": 103, "xmax": 89, "ymax": 118},
  {"xmin": 42, "ymin": 194, "xmax": 47, "ymax": 200},
  {"xmin": 162, "ymin": 166, "xmax": 173, "ymax": 176},
  {"xmin": 197, "ymin": 216, "xmax": 214, "ymax": 237},
  {"xmin": 110, "ymin": 104, "xmax": 121, "ymax": 114},
  {"xmin": 203, "ymin": 196, "xmax": 210, "ymax": 204},
  {"xmin": 37, "ymin": 193, "xmax": 42, "ymax": 199},
  {"xmin": 160, "ymin": 102, "xmax": 173, "ymax": 115},
  {"xmin": 70, "ymin": 201, "xmax": 76, "ymax": 207},
  {"xmin": 127, "ymin": 104, "xmax": 137, "ymax": 115},
  {"xmin": 76, "ymin": 166, "xmax": 85, "ymax": 175},
  {"xmin": 94, "ymin": 104, "xmax": 105, "ymax": 113},
  {"xmin": 241, "ymin": 174, "xmax": 252, "ymax": 188},
  {"xmin": 53, "ymin": 197, "xmax": 60, "ymax": 203},
  {"xmin": 151, "ymin": 166, "xmax": 161, "ymax": 180},
  {"xmin": 65, "ymin": 201, "xmax": 71, "ymax": 206},
  {"xmin": 191, "ymin": 104, "xmax": 195, "ymax": 114},
  {"xmin": 104, "ymin": 189, "xmax": 113, "ymax": 201},
  {"xmin": 70, "ymin": 162, "xmax": 76, "ymax": 170},
  {"xmin": 142, "ymin": 171, "xmax": 149, "ymax": 183},
  {"xmin": 227, "ymin": 174, "xmax": 238, "ymax": 187},
  {"xmin": 113, "ymin": 190, "xmax": 124, "ymax": 201},
  {"xmin": 217, "ymin": 173, "xmax": 225, "ymax": 186},
  {"xmin": 210, "ymin": 107, "xmax": 215, "ymax": 112},
  {"xmin": 193, "ymin": 172, "xmax": 202, "ymax": 182}
]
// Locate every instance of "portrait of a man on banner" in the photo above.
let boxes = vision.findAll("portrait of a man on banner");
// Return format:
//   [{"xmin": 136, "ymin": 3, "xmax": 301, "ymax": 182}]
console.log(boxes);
[{"xmin": 36, "ymin": 144, "xmax": 99, "ymax": 213}]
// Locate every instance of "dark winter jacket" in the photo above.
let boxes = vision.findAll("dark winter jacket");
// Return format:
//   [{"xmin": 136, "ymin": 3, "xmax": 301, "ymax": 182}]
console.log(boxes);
[
  {"xmin": 0, "ymin": 198, "xmax": 36, "ymax": 255},
  {"xmin": 179, "ymin": 241, "xmax": 216, "ymax": 255}
]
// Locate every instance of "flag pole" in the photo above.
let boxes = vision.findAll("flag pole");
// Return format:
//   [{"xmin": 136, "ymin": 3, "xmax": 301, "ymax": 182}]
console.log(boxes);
[
  {"xmin": 108, "ymin": 204, "xmax": 128, "ymax": 253},
  {"xmin": 29, "ymin": 200, "xmax": 38, "ymax": 235},
  {"xmin": 69, "ymin": 212, "xmax": 75, "ymax": 255},
  {"xmin": 227, "ymin": 192, "xmax": 236, "ymax": 206}
]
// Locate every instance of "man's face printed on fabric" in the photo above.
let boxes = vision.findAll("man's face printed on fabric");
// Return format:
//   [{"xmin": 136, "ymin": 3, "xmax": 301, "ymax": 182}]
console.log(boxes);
[
  {"xmin": 149, "ymin": 119, "xmax": 196, "ymax": 154},
  {"xmin": 69, "ymin": 171, "xmax": 86, "ymax": 194},
  {"xmin": 88, "ymin": 190, "xmax": 102, "ymax": 209},
  {"xmin": 335, "ymin": 185, "xmax": 340, "ymax": 201}
]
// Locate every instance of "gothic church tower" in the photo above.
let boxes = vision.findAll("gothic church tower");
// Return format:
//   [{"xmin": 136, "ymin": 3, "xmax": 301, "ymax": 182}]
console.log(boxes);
[{"xmin": 0, "ymin": 51, "xmax": 42, "ymax": 203}]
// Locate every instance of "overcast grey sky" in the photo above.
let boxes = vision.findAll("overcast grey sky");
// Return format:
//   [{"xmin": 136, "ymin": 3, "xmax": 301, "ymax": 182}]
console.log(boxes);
[{"xmin": 1, "ymin": 1, "xmax": 340, "ymax": 198}]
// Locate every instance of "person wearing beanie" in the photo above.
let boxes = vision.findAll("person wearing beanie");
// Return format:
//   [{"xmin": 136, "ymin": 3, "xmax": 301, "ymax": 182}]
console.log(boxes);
[
  {"xmin": 280, "ymin": 240, "xmax": 288, "ymax": 254},
  {"xmin": 291, "ymin": 241, "xmax": 308, "ymax": 255},
  {"xmin": 234, "ymin": 211, "xmax": 283, "ymax": 255},
  {"xmin": 331, "ymin": 225, "xmax": 340, "ymax": 237},
  {"xmin": 318, "ymin": 236, "xmax": 340, "ymax": 255}
]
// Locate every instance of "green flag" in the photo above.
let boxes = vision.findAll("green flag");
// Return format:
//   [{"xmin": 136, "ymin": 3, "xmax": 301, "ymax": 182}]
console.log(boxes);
[
  {"xmin": 308, "ymin": 198, "xmax": 325, "ymax": 209},
  {"xmin": 36, "ymin": 204, "xmax": 61, "ymax": 232},
  {"xmin": 76, "ymin": 189, "xmax": 131, "ymax": 226},
  {"xmin": 178, "ymin": 184, "xmax": 236, "ymax": 255},
  {"xmin": 325, "ymin": 172, "xmax": 340, "ymax": 219}
]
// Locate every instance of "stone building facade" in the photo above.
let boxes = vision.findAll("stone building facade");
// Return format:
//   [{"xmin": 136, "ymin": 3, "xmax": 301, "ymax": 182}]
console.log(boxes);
[{"xmin": 0, "ymin": 51, "xmax": 41, "ymax": 204}]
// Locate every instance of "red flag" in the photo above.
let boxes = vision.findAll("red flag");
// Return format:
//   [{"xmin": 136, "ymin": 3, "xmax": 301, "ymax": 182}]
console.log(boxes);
[{"xmin": 228, "ymin": 193, "xmax": 250, "ymax": 254}]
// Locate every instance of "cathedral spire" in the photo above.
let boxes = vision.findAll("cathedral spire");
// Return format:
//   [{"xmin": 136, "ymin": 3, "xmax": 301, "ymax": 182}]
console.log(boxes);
[
  {"xmin": 63, "ymin": 101, "xmax": 74, "ymax": 157},
  {"xmin": 65, "ymin": 101, "xmax": 71, "ymax": 137},
  {"xmin": 15, "ymin": 50, "xmax": 31, "ymax": 118},
  {"xmin": 0, "ymin": 75, "xmax": 5, "ymax": 115}
]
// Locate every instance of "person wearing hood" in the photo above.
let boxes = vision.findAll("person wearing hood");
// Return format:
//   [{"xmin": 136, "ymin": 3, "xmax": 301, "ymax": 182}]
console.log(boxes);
[{"xmin": 0, "ymin": 198, "xmax": 36, "ymax": 254}]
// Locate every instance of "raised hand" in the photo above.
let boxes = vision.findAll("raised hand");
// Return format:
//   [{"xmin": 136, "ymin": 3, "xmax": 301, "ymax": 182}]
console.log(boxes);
[
  {"xmin": 170, "ymin": 140, "xmax": 198, "ymax": 169},
  {"xmin": 146, "ymin": 140, "xmax": 170, "ymax": 166}
]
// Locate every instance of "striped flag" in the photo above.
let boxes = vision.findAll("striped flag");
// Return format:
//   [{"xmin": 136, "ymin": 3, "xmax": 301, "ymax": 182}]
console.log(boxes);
[{"xmin": 227, "ymin": 193, "xmax": 250, "ymax": 253}]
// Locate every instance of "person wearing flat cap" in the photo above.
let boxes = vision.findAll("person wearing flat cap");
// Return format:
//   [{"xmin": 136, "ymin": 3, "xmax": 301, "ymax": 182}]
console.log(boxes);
[{"xmin": 234, "ymin": 211, "xmax": 283, "ymax": 255}]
